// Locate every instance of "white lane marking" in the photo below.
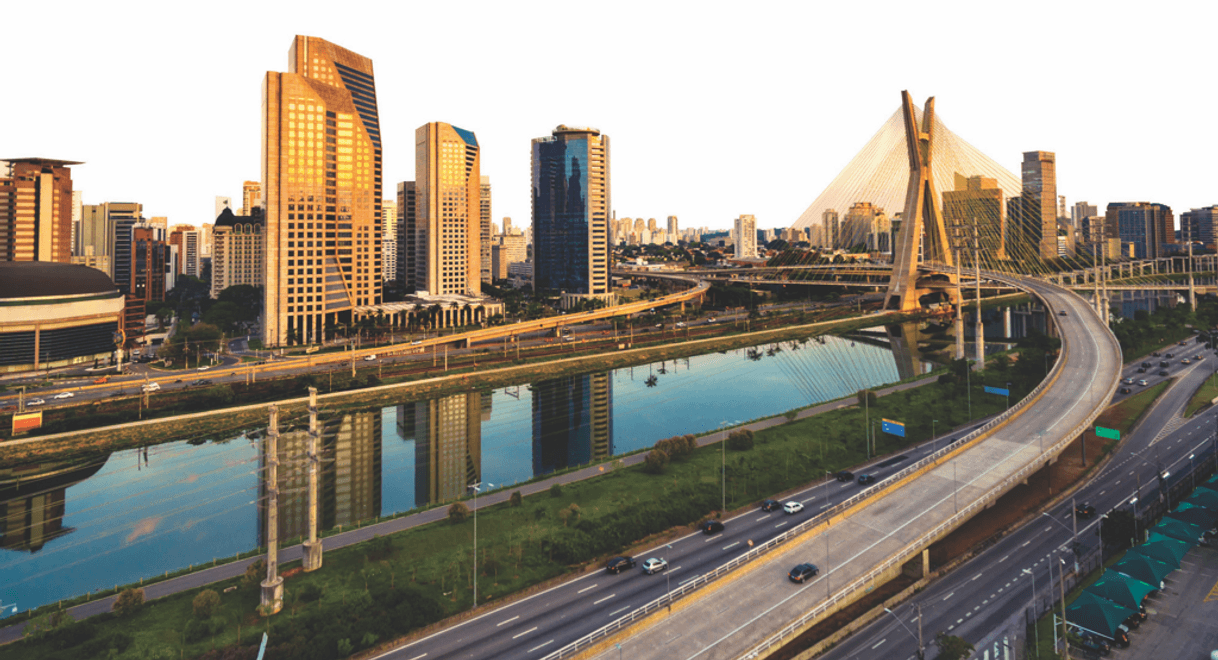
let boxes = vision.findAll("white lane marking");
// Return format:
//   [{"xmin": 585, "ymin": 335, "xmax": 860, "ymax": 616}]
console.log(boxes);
[
  {"xmin": 775, "ymin": 521, "xmax": 788, "ymax": 529},
  {"xmin": 577, "ymin": 584, "xmax": 598, "ymax": 594},
  {"xmin": 609, "ymin": 606, "xmax": 630, "ymax": 616},
  {"xmin": 407, "ymin": 654, "xmax": 427, "ymax": 660},
  {"xmin": 943, "ymin": 592, "xmax": 955, "ymax": 601},
  {"xmin": 756, "ymin": 515, "xmax": 770, "ymax": 521},
  {"xmin": 496, "ymin": 615, "xmax": 519, "ymax": 627},
  {"xmin": 681, "ymin": 576, "xmax": 699, "ymax": 585},
  {"xmin": 820, "ymin": 503, "xmax": 831, "ymax": 509},
  {"xmin": 971, "ymin": 573, "xmax": 983, "ymax": 581},
  {"xmin": 723, "ymin": 541, "xmax": 740, "ymax": 550},
  {"xmin": 528, "ymin": 640, "xmax": 554, "ymax": 653},
  {"xmin": 594, "ymin": 594, "xmax": 615, "ymax": 605},
  {"xmin": 1099, "ymin": 490, "xmax": 1106, "ymax": 496},
  {"xmin": 871, "ymin": 638, "xmax": 887, "ymax": 650},
  {"xmin": 1022, "ymin": 540, "xmax": 1031, "ymax": 547},
  {"xmin": 998, "ymin": 554, "xmax": 1009, "ymax": 563},
  {"xmin": 513, "ymin": 626, "xmax": 538, "ymax": 639}
]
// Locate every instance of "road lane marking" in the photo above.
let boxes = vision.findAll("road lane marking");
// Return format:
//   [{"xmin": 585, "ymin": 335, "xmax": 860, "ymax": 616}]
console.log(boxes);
[
  {"xmin": 513, "ymin": 626, "xmax": 538, "ymax": 639},
  {"xmin": 943, "ymin": 592, "xmax": 954, "ymax": 601},
  {"xmin": 871, "ymin": 639, "xmax": 887, "ymax": 650},
  {"xmin": 998, "ymin": 554, "xmax": 1008, "ymax": 563},
  {"xmin": 496, "ymin": 616, "xmax": 519, "ymax": 627},
  {"xmin": 775, "ymin": 521, "xmax": 788, "ymax": 529},
  {"xmin": 1205, "ymin": 578, "xmax": 1218, "ymax": 603},
  {"xmin": 609, "ymin": 606, "xmax": 630, "ymax": 616},
  {"xmin": 756, "ymin": 515, "xmax": 770, "ymax": 521},
  {"xmin": 723, "ymin": 541, "xmax": 740, "ymax": 550},
  {"xmin": 577, "ymin": 584, "xmax": 598, "ymax": 594},
  {"xmin": 407, "ymin": 655, "xmax": 427, "ymax": 660},
  {"xmin": 528, "ymin": 640, "xmax": 554, "ymax": 653},
  {"xmin": 972, "ymin": 573, "xmax": 982, "ymax": 581},
  {"xmin": 1022, "ymin": 540, "xmax": 1031, "ymax": 547},
  {"xmin": 594, "ymin": 594, "xmax": 615, "ymax": 605}
]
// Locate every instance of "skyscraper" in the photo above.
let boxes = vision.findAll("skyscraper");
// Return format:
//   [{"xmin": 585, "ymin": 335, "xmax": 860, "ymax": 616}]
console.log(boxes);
[
  {"xmin": 382, "ymin": 201, "xmax": 397, "ymax": 282},
  {"xmin": 734, "ymin": 214, "xmax": 757, "ymax": 258},
  {"xmin": 262, "ymin": 35, "xmax": 383, "ymax": 346},
  {"xmin": 822, "ymin": 208, "xmax": 839, "ymax": 248},
  {"xmin": 1182, "ymin": 206, "xmax": 1218, "ymax": 250},
  {"xmin": 77, "ymin": 202, "xmax": 141, "ymax": 279},
  {"xmin": 0, "ymin": 158, "xmax": 80, "ymax": 263},
  {"xmin": 1107, "ymin": 202, "xmax": 1174, "ymax": 259},
  {"xmin": 395, "ymin": 181, "xmax": 417, "ymax": 291},
  {"xmin": 1020, "ymin": 151, "xmax": 1058, "ymax": 260},
  {"xmin": 242, "ymin": 181, "xmax": 262, "ymax": 216},
  {"xmin": 667, "ymin": 216, "xmax": 679, "ymax": 242},
  {"xmin": 1072, "ymin": 201, "xmax": 1097, "ymax": 229},
  {"xmin": 480, "ymin": 175, "xmax": 491, "ymax": 284},
  {"xmin": 416, "ymin": 122, "xmax": 481, "ymax": 297},
  {"xmin": 211, "ymin": 208, "xmax": 265, "ymax": 299},
  {"xmin": 531, "ymin": 125, "xmax": 612, "ymax": 308},
  {"xmin": 942, "ymin": 173, "xmax": 1007, "ymax": 260}
]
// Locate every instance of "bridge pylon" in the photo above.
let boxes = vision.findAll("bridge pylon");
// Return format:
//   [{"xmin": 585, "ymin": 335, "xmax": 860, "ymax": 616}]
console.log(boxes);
[{"xmin": 884, "ymin": 91, "xmax": 956, "ymax": 311}]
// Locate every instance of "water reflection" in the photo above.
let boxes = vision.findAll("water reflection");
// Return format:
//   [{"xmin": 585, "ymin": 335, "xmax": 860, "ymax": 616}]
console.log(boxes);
[
  {"xmin": 532, "ymin": 373, "xmax": 613, "ymax": 475},
  {"xmin": 0, "ymin": 456, "xmax": 108, "ymax": 552},
  {"xmin": 396, "ymin": 394, "xmax": 483, "ymax": 508}
]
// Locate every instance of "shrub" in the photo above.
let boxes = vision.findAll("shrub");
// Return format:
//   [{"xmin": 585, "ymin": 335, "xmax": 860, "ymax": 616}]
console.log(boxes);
[
  {"xmin": 23, "ymin": 610, "xmax": 75, "ymax": 642},
  {"xmin": 243, "ymin": 559, "xmax": 266, "ymax": 589},
  {"xmin": 192, "ymin": 589, "xmax": 221, "ymax": 619},
  {"xmin": 366, "ymin": 534, "xmax": 393, "ymax": 561},
  {"xmin": 644, "ymin": 448, "xmax": 670, "ymax": 473},
  {"xmin": 509, "ymin": 490, "xmax": 523, "ymax": 507},
  {"xmin": 857, "ymin": 389, "xmax": 878, "ymax": 407},
  {"xmin": 447, "ymin": 502, "xmax": 471, "ymax": 524},
  {"xmin": 296, "ymin": 582, "xmax": 323, "ymax": 603},
  {"xmin": 112, "ymin": 588, "xmax": 145, "ymax": 617},
  {"xmin": 727, "ymin": 429, "xmax": 754, "ymax": 451},
  {"xmin": 549, "ymin": 483, "xmax": 564, "ymax": 498}
]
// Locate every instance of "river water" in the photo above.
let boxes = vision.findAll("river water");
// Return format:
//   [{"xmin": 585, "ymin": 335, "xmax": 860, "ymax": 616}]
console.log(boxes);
[{"xmin": 0, "ymin": 326, "xmax": 953, "ymax": 613}]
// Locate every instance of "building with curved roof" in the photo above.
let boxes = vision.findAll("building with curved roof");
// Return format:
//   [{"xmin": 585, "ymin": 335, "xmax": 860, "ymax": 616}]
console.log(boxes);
[{"xmin": 0, "ymin": 261, "xmax": 124, "ymax": 373}]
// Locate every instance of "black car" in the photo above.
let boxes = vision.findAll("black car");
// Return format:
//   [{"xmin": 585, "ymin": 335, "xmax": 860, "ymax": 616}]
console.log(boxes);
[
  {"xmin": 1141, "ymin": 361, "xmax": 1152, "ymax": 368},
  {"xmin": 1076, "ymin": 634, "xmax": 1111, "ymax": 657},
  {"xmin": 1075, "ymin": 503, "xmax": 1096, "ymax": 519},
  {"xmin": 760, "ymin": 499, "xmax": 781, "ymax": 512},
  {"xmin": 605, "ymin": 556, "xmax": 636, "ymax": 574},
  {"xmin": 1137, "ymin": 367, "xmax": 1147, "ymax": 373},
  {"xmin": 1151, "ymin": 351, "xmax": 1161, "ymax": 357},
  {"xmin": 788, "ymin": 563, "xmax": 819, "ymax": 583},
  {"xmin": 190, "ymin": 379, "xmax": 208, "ymax": 386},
  {"xmin": 1166, "ymin": 352, "xmax": 1175, "ymax": 358},
  {"xmin": 1058, "ymin": 310, "xmax": 1067, "ymax": 316},
  {"xmin": 835, "ymin": 470, "xmax": 854, "ymax": 482},
  {"xmin": 700, "ymin": 520, "xmax": 725, "ymax": 534},
  {"xmin": 1159, "ymin": 360, "xmax": 1170, "ymax": 367},
  {"xmin": 856, "ymin": 474, "xmax": 876, "ymax": 486},
  {"xmin": 1159, "ymin": 370, "xmax": 1170, "ymax": 377},
  {"xmin": 1120, "ymin": 387, "xmax": 1132, "ymax": 394}
]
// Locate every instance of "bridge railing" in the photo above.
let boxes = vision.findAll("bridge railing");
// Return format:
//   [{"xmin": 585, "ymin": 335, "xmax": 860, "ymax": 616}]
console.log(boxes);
[{"xmin": 540, "ymin": 274, "xmax": 1107, "ymax": 660}]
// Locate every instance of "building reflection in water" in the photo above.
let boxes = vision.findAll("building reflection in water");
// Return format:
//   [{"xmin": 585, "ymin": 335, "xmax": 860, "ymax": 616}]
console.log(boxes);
[
  {"xmin": 0, "ymin": 455, "xmax": 109, "ymax": 553},
  {"xmin": 258, "ymin": 411, "xmax": 383, "ymax": 544},
  {"xmin": 397, "ymin": 393, "xmax": 484, "ymax": 508},
  {"xmin": 532, "ymin": 372, "xmax": 613, "ymax": 475}
]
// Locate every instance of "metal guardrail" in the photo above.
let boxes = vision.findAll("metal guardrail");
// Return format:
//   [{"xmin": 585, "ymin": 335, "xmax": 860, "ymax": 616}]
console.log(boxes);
[{"xmin": 540, "ymin": 271, "xmax": 1121, "ymax": 660}]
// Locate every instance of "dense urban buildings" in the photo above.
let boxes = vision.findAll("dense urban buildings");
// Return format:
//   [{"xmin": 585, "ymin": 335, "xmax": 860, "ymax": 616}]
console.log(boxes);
[
  {"xmin": 241, "ymin": 181, "xmax": 262, "ymax": 216},
  {"xmin": 75, "ymin": 202, "xmax": 141, "ymax": 278},
  {"xmin": 822, "ymin": 209, "xmax": 838, "ymax": 247},
  {"xmin": 129, "ymin": 226, "xmax": 169, "ymax": 303},
  {"xmin": 210, "ymin": 207, "xmax": 265, "ymax": 298},
  {"xmin": 1018, "ymin": 151, "xmax": 1059, "ymax": 260},
  {"xmin": 168, "ymin": 225, "xmax": 200, "ymax": 277},
  {"xmin": 491, "ymin": 231, "xmax": 526, "ymax": 280},
  {"xmin": 531, "ymin": 125, "xmax": 613, "ymax": 308},
  {"xmin": 1107, "ymin": 202, "xmax": 1174, "ymax": 259},
  {"xmin": 395, "ymin": 181, "xmax": 417, "ymax": 291},
  {"xmin": 942, "ymin": 174, "xmax": 1007, "ymax": 260},
  {"xmin": 480, "ymin": 175, "xmax": 492, "ymax": 284},
  {"xmin": 0, "ymin": 158, "xmax": 80, "ymax": 263},
  {"xmin": 261, "ymin": 35, "xmax": 384, "ymax": 346},
  {"xmin": 381, "ymin": 200, "xmax": 397, "ymax": 282},
  {"xmin": 1181, "ymin": 206, "xmax": 1217, "ymax": 251},
  {"xmin": 414, "ymin": 122, "xmax": 482, "ymax": 297},
  {"xmin": 733, "ymin": 214, "xmax": 757, "ymax": 257}
]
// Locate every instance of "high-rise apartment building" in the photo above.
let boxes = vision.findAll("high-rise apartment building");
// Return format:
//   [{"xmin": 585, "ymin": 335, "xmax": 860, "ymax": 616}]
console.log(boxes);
[
  {"xmin": 480, "ymin": 175, "xmax": 491, "ymax": 284},
  {"xmin": 70, "ymin": 190, "xmax": 82, "ymax": 257},
  {"xmin": 242, "ymin": 181, "xmax": 262, "ymax": 216},
  {"xmin": 382, "ymin": 201, "xmax": 397, "ymax": 282},
  {"xmin": 395, "ymin": 181, "xmax": 418, "ymax": 291},
  {"xmin": 1019, "ymin": 151, "xmax": 1058, "ymax": 260},
  {"xmin": 0, "ymin": 158, "xmax": 80, "ymax": 263},
  {"xmin": 503, "ymin": 216, "xmax": 513, "ymax": 236},
  {"xmin": 76, "ymin": 202, "xmax": 141, "ymax": 279},
  {"xmin": 262, "ymin": 35, "xmax": 384, "ymax": 346},
  {"xmin": 839, "ymin": 202, "xmax": 880, "ymax": 249},
  {"xmin": 1182, "ymin": 206, "xmax": 1218, "ymax": 250},
  {"xmin": 130, "ymin": 226, "xmax": 169, "ymax": 303},
  {"xmin": 943, "ymin": 174, "xmax": 1007, "ymax": 260},
  {"xmin": 169, "ymin": 225, "xmax": 200, "ymax": 277},
  {"xmin": 822, "ymin": 208, "xmax": 839, "ymax": 248},
  {"xmin": 211, "ymin": 208, "xmax": 265, "ymax": 298},
  {"xmin": 199, "ymin": 222, "xmax": 213, "ymax": 258},
  {"xmin": 1072, "ymin": 201, "xmax": 1097, "ymax": 229},
  {"xmin": 733, "ymin": 214, "xmax": 757, "ymax": 257},
  {"xmin": 667, "ymin": 216, "xmax": 679, "ymax": 241},
  {"xmin": 531, "ymin": 125, "xmax": 611, "ymax": 308},
  {"xmin": 491, "ymin": 232, "xmax": 527, "ymax": 280},
  {"xmin": 416, "ymin": 122, "xmax": 481, "ymax": 296},
  {"xmin": 1107, "ymin": 202, "xmax": 1174, "ymax": 259}
]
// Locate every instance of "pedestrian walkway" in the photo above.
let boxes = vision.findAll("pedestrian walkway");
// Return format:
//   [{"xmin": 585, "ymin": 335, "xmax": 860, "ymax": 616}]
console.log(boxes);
[{"xmin": 0, "ymin": 374, "xmax": 939, "ymax": 644}]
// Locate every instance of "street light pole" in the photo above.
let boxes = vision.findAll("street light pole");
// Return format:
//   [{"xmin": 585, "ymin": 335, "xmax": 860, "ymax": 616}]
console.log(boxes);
[
  {"xmin": 467, "ymin": 481, "xmax": 494, "ymax": 610},
  {"xmin": 882, "ymin": 605, "xmax": 925, "ymax": 660},
  {"xmin": 721, "ymin": 420, "xmax": 729, "ymax": 512},
  {"xmin": 1058, "ymin": 557, "xmax": 1071, "ymax": 660},
  {"xmin": 932, "ymin": 419, "xmax": 938, "ymax": 454},
  {"xmin": 1023, "ymin": 568, "xmax": 1040, "ymax": 659}
]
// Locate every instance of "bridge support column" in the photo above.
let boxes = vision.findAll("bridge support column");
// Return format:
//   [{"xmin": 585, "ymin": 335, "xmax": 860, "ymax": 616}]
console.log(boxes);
[
  {"xmin": 954, "ymin": 309, "xmax": 965, "ymax": 361},
  {"xmin": 922, "ymin": 548, "xmax": 930, "ymax": 578},
  {"xmin": 975, "ymin": 310, "xmax": 985, "ymax": 369},
  {"xmin": 1003, "ymin": 306, "xmax": 1012, "ymax": 339}
]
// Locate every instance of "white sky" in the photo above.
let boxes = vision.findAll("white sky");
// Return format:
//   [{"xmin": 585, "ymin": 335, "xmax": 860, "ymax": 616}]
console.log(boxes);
[{"xmin": 5, "ymin": 0, "xmax": 1215, "ymax": 232}]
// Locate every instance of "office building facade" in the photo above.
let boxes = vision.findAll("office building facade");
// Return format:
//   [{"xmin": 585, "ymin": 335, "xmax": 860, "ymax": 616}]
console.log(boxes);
[
  {"xmin": 734, "ymin": 214, "xmax": 757, "ymax": 257},
  {"xmin": 0, "ymin": 158, "xmax": 80, "ymax": 263},
  {"xmin": 381, "ymin": 200, "xmax": 397, "ymax": 282},
  {"xmin": 211, "ymin": 207, "xmax": 265, "ymax": 298},
  {"xmin": 415, "ymin": 122, "xmax": 481, "ymax": 297},
  {"xmin": 942, "ymin": 173, "xmax": 1007, "ymax": 260},
  {"xmin": 1181, "ymin": 206, "xmax": 1218, "ymax": 250},
  {"xmin": 1018, "ymin": 151, "xmax": 1058, "ymax": 260},
  {"xmin": 395, "ymin": 181, "xmax": 418, "ymax": 291},
  {"xmin": 262, "ymin": 35, "xmax": 384, "ymax": 346},
  {"xmin": 480, "ymin": 175, "xmax": 492, "ymax": 284},
  {"xmin": 1107, "ymin": 202, "xmax": 1174, "ymax": 259}
]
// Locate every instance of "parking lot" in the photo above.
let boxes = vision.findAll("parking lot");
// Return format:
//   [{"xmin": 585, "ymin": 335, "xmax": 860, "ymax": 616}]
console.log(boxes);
[{"xmin": 1109, "ymin": 544, "xmax": 1218, "ymax": 658}]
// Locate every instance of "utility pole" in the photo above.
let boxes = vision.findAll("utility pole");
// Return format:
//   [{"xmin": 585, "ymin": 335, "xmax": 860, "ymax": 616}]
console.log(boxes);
[
  {"xmin": 953, "ymin": 246, "xmax": 964, "ymax": 361},
  {"xmin": 303, "ymin": 388, "xmax": 322, "ymax": 572},
  {"xmin": 916, "ymin": 602, "xmax": 924, "ymax": 660},
  {"xmin": 260, "ymin": 405, "xmax": 284, "ymax": 614},
  {"xmin": 973, "ymin": 218, "xmax": 984, "ymax": 370},
  {"xmin": 1058, "ymin": 558, "xmax": 1071, "ymax": 660},
  {"xmin": 1188, "ymin": 221, "xmax": 1197, "ymax": 312}
]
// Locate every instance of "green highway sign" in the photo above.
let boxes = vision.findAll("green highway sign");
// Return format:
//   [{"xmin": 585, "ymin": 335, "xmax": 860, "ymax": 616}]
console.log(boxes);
[{"xmin": 1095, "ymin": 426, "xmax": 1120, "ymax": 440}]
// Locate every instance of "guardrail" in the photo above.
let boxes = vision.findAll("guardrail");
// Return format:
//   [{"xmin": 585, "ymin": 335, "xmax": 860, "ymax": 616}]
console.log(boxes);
[{"xmin": 540, "ymin": 271, "xmax": 1121, "ymax": 660}]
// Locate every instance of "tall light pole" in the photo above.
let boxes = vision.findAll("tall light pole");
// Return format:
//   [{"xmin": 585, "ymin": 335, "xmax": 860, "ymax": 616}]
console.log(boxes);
[
  {"xmin": 467, "ymin": 481, "xmax": 494, "ymax": 610},
  {"xmin": 1023, "ymin": 568, "xmax": 1040, "ymax": 658},
  {"xmin": 932, "ymin": 419, "xmax": 938, "ymax": 453},
  {"xmin": 1058, "ymin": 557, "xmax": 1071, "ymax": 660},
  {"xmin": 720, "ymin": 420, "xmax": 729, "ymax": 512},
  {"xmin": 883, "ymin": 605, "xmax": 925, "ymax": 660},
  {"xmin": 1042, "ymin": 512, "xmax": 1079, "ymax": 575}
]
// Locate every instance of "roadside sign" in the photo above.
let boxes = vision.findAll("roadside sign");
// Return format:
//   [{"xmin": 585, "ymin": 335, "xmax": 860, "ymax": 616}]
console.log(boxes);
[
  {"xmin": 984, "ymin": 386, "xmax": 1010, "ymax": 397},
  {"xmin": 12, "ymin": 412, "xmax": 42, "ymax": 434},
  {"xmin": 881, "ymin": 418, "xmax": 906, "ymax": 437},
  {"xmin": 1095, "ymin": 426, "xmax": 1120, "ymax": 440}
]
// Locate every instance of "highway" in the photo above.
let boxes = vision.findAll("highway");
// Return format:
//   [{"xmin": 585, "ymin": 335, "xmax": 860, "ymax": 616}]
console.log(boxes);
[{"xmin": 822, "ymin": 346, "xmax": 1218, "ymax": 660}]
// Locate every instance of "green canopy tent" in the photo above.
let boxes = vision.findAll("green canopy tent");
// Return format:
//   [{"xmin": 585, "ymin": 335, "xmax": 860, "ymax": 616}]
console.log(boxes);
[
  {"xmin": 1140, "ymin": 534, "xmax": 1192, "ymax": 564},
  {"xmin": 1165, "ymin": 506, "xmax": 1216, "ymax": 529},
  {"xmin": 1152, "ymin": 518, "xmax": 1204, "ymax": 545},
  {"xmin": 1112, "ymin": 554, "xmax": 1175, "ymax": 587},
  {"xmin": 1126, "ymin": 542, "xmax": 1183, "ymax": 570},
  {"xmin": 1085, "ymin": 573, "xmax": 1157, "ymax": 611},
  {"xmin": 1066, "ymin": 591, "xmax": 1136, "ymax": 639},
  {"xmin": 1183, "ymin": 489, "xmax": 1218, "ymax": 510}
]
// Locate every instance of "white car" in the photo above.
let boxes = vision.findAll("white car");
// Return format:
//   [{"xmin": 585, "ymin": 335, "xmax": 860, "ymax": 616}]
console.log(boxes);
[
  {"xmin": 53, "ymin": 392, "xmax": 75, "ymax": 399},
  {"xmin": 641, "ymin": 557, "xmax": 669, "ymax": 575},
  {"xmin": 142, "ymin": 382, "xmax": 161, "ymax": 393},
  {"xmin": 675, "ymin": 322, "xmax": 687, "ymax": 329},
  {"xmin": 783, "ymin": 501, "xmax": 804, "ymax": 514},
  {"xmin": 364, "ymin": 354, "xmax": 377, "ymax": 361},
  {"xmin": 197, "ymin": 365, "xmax": 210, "ymax": 371},
  {"xmin": 707, "ymin": 317, "xmax": 717, "ymax": 324},
  {"xmin": 26, "ymin": 398, "xmax": 46, "ymax": 406}
]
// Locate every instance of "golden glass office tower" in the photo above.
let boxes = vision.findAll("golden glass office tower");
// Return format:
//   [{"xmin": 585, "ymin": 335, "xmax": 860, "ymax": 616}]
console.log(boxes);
[
  {"xmin": 415, "ymin": 122, "xmax": 481, "ymax": 297},
  {"xmin": 262, "ymin": 36, "xmax": 383, "ymax": 346}
]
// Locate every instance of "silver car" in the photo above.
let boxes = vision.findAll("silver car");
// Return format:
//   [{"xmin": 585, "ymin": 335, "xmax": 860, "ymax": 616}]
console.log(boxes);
[{"xmin": 642, "ymin": 557, "xmax": 668, "ymax": 574}]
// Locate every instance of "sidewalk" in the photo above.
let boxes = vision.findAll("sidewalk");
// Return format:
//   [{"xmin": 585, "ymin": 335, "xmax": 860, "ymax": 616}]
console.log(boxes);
[{"xmin": 0, "ymin": 374, "xmax": 939, "ymax": 644}]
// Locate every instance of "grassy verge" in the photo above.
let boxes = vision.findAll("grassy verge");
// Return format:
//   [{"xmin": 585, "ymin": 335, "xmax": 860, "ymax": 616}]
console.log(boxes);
[
  {"xmin": 3, "ymin": 365, "xmax": 1036, "ymax": 660},
  {"xmin": 1185, "ymin": 372, "xmax": 1218, "ymax": 417},
  {"xmin": 1099, "ymin": 380, "xmax": 1171, "ymax": 435}
]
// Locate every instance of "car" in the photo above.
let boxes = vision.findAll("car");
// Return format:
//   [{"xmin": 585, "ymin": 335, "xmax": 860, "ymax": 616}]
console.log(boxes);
[
  {"xmin": 700, "ymin": 520, "xmax": 725, "ymax": 534},
  {"xmin": 654, "ymin": 323, "xmax": 663, "ymax": 329},
  {"xmin": 197, "ymin": 365, "xmax": 210, "ymax": 371},
  {"xmin": 53, "ymin": 392, "xmax": 75, "ymax": 399},
  {"xmin": 788, "ymin": 563, "xmax": 820, "ymax": 583},
  {"xmin": 760, "ymin": 499, "xmax": 781, "ymax": 512},
  {"xmin": 1075, "ymin": 503, "xmax": 1097, "ymax": 519},
  {"xmin": 1152, "ymin": 351, "xmax": 1161, "ymax": 357},
  {"xmin": 1112, "ymin": 628, "xmax": 1130, "ymax": 648},
  {"xmin": 1196, "ymin": 355, "xmax": 1205, "ymax": 361},
  {"xmin": 641, "ymin": 558, "xmax": 668, "ymax": 575},
  {"xmin": 1158, "ymin": 370, "xmax": 1169, "ymax": 377},
  {"xmin": 1137, "ymin": 379, "xmax": 1148, "ymax": 386},
  {"xmin": 1166, "ymin": 352, "xmax": 1175, "ymax": 358},
  {"xmin": 364, "ymin": 354, "xmax": 377, "ymax": 361},
  {"xmin": 92, "ymin": 375, "xmax": 110, "ymax": 384},
  {"xmin": 707, "ymin": 317, "xmax": 717, "ymax": 324},
  {"xmin": 191, "ymin": 379, "xmax": 209, "ymax": 386},
  {"xmin": 142, "ymin": 382, "xmax": 161, "ymax": 392},
  {"xmin": 563, "ymin": 336, "xmax": 576, "ymax": 342},
  {"xmin": 1141, "ymin": 361, "xmax": 1153, "ymax": 369},
  {"xmin": 835, "ymin": 470, "xmax": 855, "ymax": 482},
  {"xmin": 26, "ymin": 398, "xmax": 46, "ymax": 406},
  {"xmin": 605, "ymin": 556, "xmax": 636, "ymax": 574},
  {"xmin": 856, "ymin": 474, "xmax": 876, "ymax": 486},
  {"xmin": 675, "ymin": 322, "xmax": 687, "ymax": 329},
  {"xmin": 1058, "ymin": 310, "xmax": 1067, "ymax": 316},
  {"xmin": 1122, "ymin": 377, "xmax": 1134, "ymax": 385},
  {"xmin": 1119, "ymin": 387, "xmax": 1132, "ymax": 394},
  {"xmin": 411, "ymin": 340, "xmax": 422, "ymax": 345},
  {"xmin": 783, "ymin": 501, "xmax": 804, "ymax": 514},
  {"xmin": 1182, "ymin": 358, "xmax": 1191, "ymax": 365},
  {"xmin": 1137, "ymin": 367, "xmax": 1147, "ymax": 373},
  {"xmin": 1076, "ymin": 634, "xmax": 1112, "ymax": 656},
  {"xmin": 1159, "ymin": 360, "xmax": 1170, "ymax": 367}
]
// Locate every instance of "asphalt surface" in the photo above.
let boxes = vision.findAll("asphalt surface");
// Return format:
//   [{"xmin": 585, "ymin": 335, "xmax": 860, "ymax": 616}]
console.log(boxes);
[{"xmin": 821, "ymin": 341, "xmax": 1218, "ymax": 660}]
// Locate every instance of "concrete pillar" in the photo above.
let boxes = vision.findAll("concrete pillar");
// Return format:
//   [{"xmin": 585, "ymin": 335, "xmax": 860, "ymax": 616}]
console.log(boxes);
[
  {"xmin": 975, "ymin": 310, "xmax": 985, "ymax": 369},
  {"xmin": 303, "ymin": 388, "xmax": 323, "ymax": 572},
  {"xmin": 954, "ymin": 310, "xmax": 965, "ymax": 361},
  {"xmin": 922, "ymin": 548, "xmax": 930, "ymax": 578},
  {"xmin": 1003, "ymin": 306, "xmax": 1012, "ymax": 339},
  {"xmin": 260, "ymin": 405, "xmax": 284, "ymax": 614}
]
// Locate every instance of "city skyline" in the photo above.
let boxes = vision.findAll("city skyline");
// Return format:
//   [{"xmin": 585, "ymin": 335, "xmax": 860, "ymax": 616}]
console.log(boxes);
[{"xmin": 3, "ymin": 2, "xmax": 1216, "ymax": 234}]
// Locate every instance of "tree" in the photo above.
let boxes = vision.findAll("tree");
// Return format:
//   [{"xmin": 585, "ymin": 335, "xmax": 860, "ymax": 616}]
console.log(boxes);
[
  {"xmin": 644, "ymin": 448, "xmax": 670, "ymax": 474},
  {"xmin": 112, "ymin": 588, "xmax": 145, "ymax": 617},
  {"xmin": 192, "ymin": 589, "xmax": 221, "ymax": 619},
  {"xmin": 1100, "ymin": 509, "xmax": 1136, "ymax": 550},
  {"xmin": 857, "ymin": 389, "xmax": 878, "ymax": 407},
  {"xmin": 727, "ymin": 429, "xmax": 755, "ymax": 451},
  {"xmin": 509, "ymin": 491, "xmax": 523, "ymax": 507},
  {"xmin": 448, "ymin": 501, "xmax": 471, "ymax": 524},
  {"xmin": 243, "ymin": 559, "xmax": 265, "ymax": 589},
  {"xmin": 933, "ymin": 632, "xmax": 974, "ymax": 660}
]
